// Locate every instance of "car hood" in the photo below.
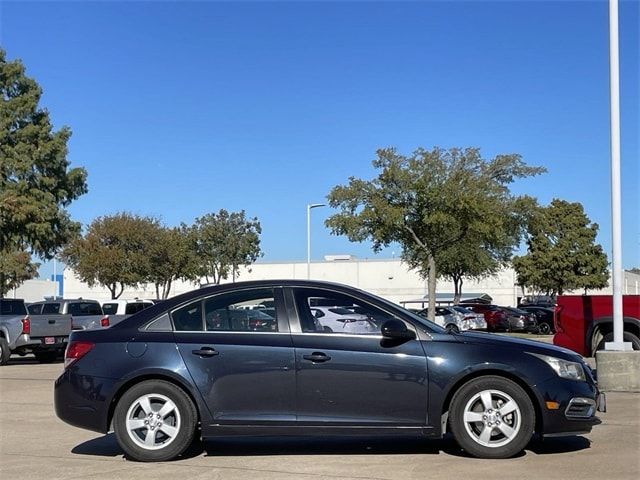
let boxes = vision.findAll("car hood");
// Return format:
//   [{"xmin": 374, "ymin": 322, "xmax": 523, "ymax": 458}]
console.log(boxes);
[{"xmin": 455, "ymin": 331, "xmax": 583, "ymax": 362}]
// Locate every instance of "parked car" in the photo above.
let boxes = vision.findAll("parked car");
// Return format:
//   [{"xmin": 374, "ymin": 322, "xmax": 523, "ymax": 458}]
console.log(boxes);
[
  {"xmin": 415, "ymin": 306, "xmax": 486, "ymax": 332},
  {"xmin": 553, "ymin": 295, "xmax": 640, "ymax": 356},
  {"xmin": 310, "ymin": 306, "xmax": 378, "ymax": 334},
  {"xmin": 28, "ymin": 299, "xmax": 110, "ymax": 331},
  {"xmin": 55, "ymin": 280, "xmax": 604, "ymax": 462},
  {"xmin": 518, "ymin": 305, "xmax": 555, "ymax": 335},
  {"xmin": 460, "ymin": 303, "xmax": 510, "ymax": 332},
  {"xmin": 498, "ymin": 307, "xmax": 538, "ymax": 333},
  {"xmin": 519, "ymin": 295, "xmax": 556, "ymax": 307},
  {"xmin": 102, "ymin": 299, "xmax": 155, "ymax": 315},
  {"xmin": 1, "ymin": 298, "xmax": 69, "ymax": 364},
  {"xmin": 450, "ymin": 305, "xmax": 487, "ymax": 330}
]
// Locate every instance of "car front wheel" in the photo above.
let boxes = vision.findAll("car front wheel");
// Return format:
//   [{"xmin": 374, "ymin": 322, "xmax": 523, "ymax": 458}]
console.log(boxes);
[
  {"xmin": 113, "ymin": 380, "xmax": 198, "ymax": 462},
  {"xmin": 449, "ymin": 376, "xmax": 535, "ymax": 458}
]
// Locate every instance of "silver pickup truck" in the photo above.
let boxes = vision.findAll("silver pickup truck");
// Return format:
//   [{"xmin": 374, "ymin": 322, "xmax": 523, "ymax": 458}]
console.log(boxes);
[{"xmin": 0, "ymin": 298, "xmax": 69, "ymax": 364}]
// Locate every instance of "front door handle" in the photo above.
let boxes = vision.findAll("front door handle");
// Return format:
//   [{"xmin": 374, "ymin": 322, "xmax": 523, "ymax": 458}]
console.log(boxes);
[
  {"xmin": 303, "ymin": 352, "xmax": 331, "ymax": 363},
  {"xmin": 192, "ymin": 347, "xmax": 219, "ymax": 357}
]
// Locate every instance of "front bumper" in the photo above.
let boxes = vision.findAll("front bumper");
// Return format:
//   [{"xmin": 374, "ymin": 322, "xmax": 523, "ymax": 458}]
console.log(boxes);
[{"xmin": 537, "ymin": 375, "xmax": 603, "ymax": 437}]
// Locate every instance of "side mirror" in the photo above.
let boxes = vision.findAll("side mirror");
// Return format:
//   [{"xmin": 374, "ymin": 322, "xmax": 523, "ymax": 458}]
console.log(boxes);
[{"xmin": 381, "ymin": 319, "xmax": 415, "ymax": 340}]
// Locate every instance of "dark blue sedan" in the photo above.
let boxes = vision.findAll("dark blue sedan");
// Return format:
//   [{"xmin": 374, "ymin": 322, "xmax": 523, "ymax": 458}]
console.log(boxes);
[{"xmin": 54, "ymin": 280, "xmax": 604, "ymax": 462}]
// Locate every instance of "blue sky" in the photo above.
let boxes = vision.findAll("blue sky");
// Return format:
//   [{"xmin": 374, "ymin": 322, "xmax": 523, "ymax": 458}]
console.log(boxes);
[{"xmin": 1, "ymin": 0, "xmax": 638, "ymax": 276}]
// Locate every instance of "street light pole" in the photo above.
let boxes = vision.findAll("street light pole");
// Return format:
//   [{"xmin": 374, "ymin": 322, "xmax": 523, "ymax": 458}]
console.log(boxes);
[
  {"xmin": 306, "ymin": 203, "xmax": 325, "ymax": 279},
  {"xmin": 606, "ymin": 0, "xmax": 631, "ymax": 351}
]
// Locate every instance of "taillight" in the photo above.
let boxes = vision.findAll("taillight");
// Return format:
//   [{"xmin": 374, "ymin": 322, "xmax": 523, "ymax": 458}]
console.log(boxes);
[
  {"xmin": 21, "ymin": 317, "xmax": 30, "ymax": 335},
  {"xmin": 554, "ymin": 305, "xmax": 564, "ymax": 333},
  {"xmin": 100, "ymin": 316, "xmax": 110, "ymax": 328},
  {"xmin": 64, "ymin": 341, "xmax": 95, "ymax": 369}
]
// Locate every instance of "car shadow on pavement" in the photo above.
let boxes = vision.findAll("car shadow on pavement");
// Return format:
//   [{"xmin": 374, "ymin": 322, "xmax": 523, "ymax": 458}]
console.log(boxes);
[{"xmin": 71, "ymin": 433, "xmax": 591, "ymax": 461}]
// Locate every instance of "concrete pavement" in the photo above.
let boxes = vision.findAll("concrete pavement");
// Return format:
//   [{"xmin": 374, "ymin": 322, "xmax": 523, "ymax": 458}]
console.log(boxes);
[{"xmin": 1, "ymin": 359, "xmax": 638, "ymax": 480}]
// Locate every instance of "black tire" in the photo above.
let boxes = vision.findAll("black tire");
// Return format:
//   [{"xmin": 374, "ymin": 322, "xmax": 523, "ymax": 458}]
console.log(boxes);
[
  {"xmin": 449, "ymin": 375, "xmax": 535, "ymax": 459},
  {"xmin": 34, "ymin": 350, "xmax": 58, "ymax": 363},
  {"xmin": 445, "ymin": 324, "xmax": 460, "ymax": 334},
  {"xmin": 0, "ymin": 337, "xmax": 11, "ymax": 366},
  {"xmin": 113, "ymin": 380, "xmax": 198, "ymax": 462},
  {"xmin": 596, "ymin": 331, "xmax": 640, "ymax": 352},
  {"xmin": 537, "ymin": 322, "xmax": 552, "ymax": 335}
]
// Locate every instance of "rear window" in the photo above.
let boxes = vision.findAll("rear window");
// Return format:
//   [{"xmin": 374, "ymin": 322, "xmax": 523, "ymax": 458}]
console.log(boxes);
[
  {"xmin": 1, "ymin": 299, "xmax": 27, "ymax": 315},
  {"xmin": 125, "ymin": 302, "xmax": 151, "ymax": 315},
  {"xmin": 28, "ymin": 304, "xmax": 43, "ymax": 315},
  {"xmin": 68, "ymin": 302, "xmax": 103, "ymax": 316},
  {"xmin": 102, "ymin": 303, "xmax": 118, "ymax": 315},
  {"xmin": 42, "ymin": 303, "xmax": 60, "ymax": 314}
]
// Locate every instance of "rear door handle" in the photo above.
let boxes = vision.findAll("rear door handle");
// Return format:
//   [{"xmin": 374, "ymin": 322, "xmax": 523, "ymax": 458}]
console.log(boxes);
[
  {"xmin": 303, "ymin": 352, "xmax": 331, "ymax": 363},
  {"xmin": 192, "ymin": 347, "xmax": 219, "ymax": 357}
]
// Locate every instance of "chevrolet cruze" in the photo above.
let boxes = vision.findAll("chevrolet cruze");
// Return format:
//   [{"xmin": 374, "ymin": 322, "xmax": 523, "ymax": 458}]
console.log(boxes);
[{"xmin": 54, "ymin": 280, "xmax": 604, "ymax": 462}]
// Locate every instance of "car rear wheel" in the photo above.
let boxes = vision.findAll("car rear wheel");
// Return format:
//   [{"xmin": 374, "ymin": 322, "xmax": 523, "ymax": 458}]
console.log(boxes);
[
  {"xmin": 450, "ymin": 376, "xmax": 535, "ymax": 458},
  {"xmin": 113, "ymin": 380, "xmax": 198, "ymax": 462},
  {"xmin": 0, "ymin": 337, "xmax": 11, "ymax": 365},
  {"xmin": 537, "ymin": 322, "xmax": 552, "ymax": 335}
]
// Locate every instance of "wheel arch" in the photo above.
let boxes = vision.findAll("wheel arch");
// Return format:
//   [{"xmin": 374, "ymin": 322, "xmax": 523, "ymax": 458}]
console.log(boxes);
[
  {"xmin": 588, "ymin": 316, "xmax": 640, "ymax": 355},
  {"xmin": 106, "ymin": 372, "xmax": 203, "ymax": 433},
  {"xmin": 440, "ymin": 369, "xmax": 544, "ymax": 436}
]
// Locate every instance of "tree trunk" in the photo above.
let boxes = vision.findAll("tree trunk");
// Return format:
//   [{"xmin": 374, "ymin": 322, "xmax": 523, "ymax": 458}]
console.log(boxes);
[
  {"xmin": 108, "ymin": 283, "xmax": 117, "ymax": 300},
  {"xmin": 427, "ymin": 254, "xmax": 437, "ymax": 321},
  {"xmin": 164, "ymin": 279, "xmax": 172, "ymax": 299},
  {"xmin": 155, "ymin": 284, "xmax": 160, "ymax": 299},
  {"xmin": 453, "ymin": 274, "xmax": 463, "ymax": 304}
]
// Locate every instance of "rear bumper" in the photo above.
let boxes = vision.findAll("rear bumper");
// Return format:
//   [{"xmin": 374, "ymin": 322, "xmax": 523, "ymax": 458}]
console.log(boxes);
[{"xmin": 54, "ymin": 369, "xmax": 118, "ymax": 434}]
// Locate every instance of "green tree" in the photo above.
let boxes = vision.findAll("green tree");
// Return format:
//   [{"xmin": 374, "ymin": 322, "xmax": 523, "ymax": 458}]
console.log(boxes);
[
  {"xmin": 0, "ymin": 248, "xmax": 40, "ymax": 296},
  {"xmin": 62, "ymin": 213, "xmax": 160, "ymax": 299},
  {"xmin": 436, "ymin": 233, "xmax": 511, "ymax": 304},
  {"xmin": 326, "ymin": 147, "xmax": 544, "ymax": 320},
  {"xmin": 191, "ymin": 210, "xmax": 262, "ymax": 284},
  {"xmin": 0, "ymin": 49, "xmax": 87, "ymax": 295},
  {"xmin": 513, "ymin": 199, "xmax": 609, "ymax": 295},
  {"xmin": 147, "ymin": 225, "xmax": 198, "ymax": 299}
]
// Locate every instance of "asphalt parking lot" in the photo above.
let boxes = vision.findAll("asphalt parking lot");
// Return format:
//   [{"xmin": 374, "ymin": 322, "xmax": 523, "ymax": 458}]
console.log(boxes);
[{"xmin": 1, "ymin": 357, "xmax": 639, "ymax": 480}]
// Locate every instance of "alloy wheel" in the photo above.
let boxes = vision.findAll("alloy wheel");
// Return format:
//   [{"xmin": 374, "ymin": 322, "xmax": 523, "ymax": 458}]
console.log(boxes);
[
  {"xmin": 462, "ymin": 389, "xmax": 521, "ymax": 448},
  {"xmin": 125, "ymin": 393, "xmax": 182, "ymax": 450}
]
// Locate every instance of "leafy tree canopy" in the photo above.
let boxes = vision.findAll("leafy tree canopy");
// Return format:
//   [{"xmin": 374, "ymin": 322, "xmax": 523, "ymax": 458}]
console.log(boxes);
[
  {"xmin": 62, "ymin": 213, "xmax": 160, "ymax": 299},
  {"xmin": 326, "ymin": 147, "xmax": 545, "ymax": 319},
  {"xmin": 191, "ymin": 209, "xmax": 262, "ymax": 285},
  {"xmin": 513, "ymin": 199, "xmax": 609, "ymax": 295},
  {"xmin": 147, "ymin": 225, "xmax": 198, "ymax": 299},
  {"xmin": 0, "ymin": 248, "xmax": 39, "ymax": 296},
  {"xmin": 0, "ymin": 49, "xmax": 87, "ymax": 259}
]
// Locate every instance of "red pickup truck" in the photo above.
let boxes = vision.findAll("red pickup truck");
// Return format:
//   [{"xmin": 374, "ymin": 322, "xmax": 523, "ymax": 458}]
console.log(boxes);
[{"xmin": 553, "ymin": 295, "xmax": 640, "ymax": 356}]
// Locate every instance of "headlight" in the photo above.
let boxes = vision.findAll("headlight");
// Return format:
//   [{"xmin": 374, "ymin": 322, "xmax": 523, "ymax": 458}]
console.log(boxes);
[{"xmin": 529, "ymin": 353, "xmax": 586, "ymax": 381}]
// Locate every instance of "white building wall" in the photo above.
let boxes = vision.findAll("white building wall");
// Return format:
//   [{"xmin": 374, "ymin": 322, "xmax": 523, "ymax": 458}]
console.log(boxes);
[
  {"xmin": 43, "ymin": 259, "xmax": 640, "ymax": 306},
  {"xmin": 7, "ymin": 279, "xmax": 59, "ymax": 302}
]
